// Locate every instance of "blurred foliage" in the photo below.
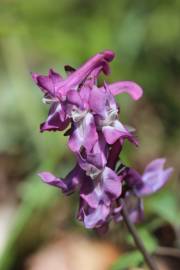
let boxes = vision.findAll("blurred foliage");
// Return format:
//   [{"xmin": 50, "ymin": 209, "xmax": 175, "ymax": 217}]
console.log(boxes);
[
  {"xmin": 0, "ymin": 0, "xmax": 179, "ymax": 269},
  {"xmin": 146, "ymin": 189, "xmax": 180, "ymax": 226},
  {"xmin": 112, "ymin": 251, "xmax": 144, "ymax": 270},
  {"xmin": 112, "ymin": 224, "xmax": 158, "ymax": 269}
]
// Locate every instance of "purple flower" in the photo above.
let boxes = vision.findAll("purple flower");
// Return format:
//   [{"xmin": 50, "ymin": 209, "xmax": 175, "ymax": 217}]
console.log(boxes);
[
  {"xmin": 76, "ymin": 134, "xmax": 108, "ymax": 172},
  {"xmin": 65, "ymin": 89, "xmax": 98, "ymax": 152},
  {"xmin": 32, "ymin": 69, "xmax": 63, "ymax": 99},
  {"xmin": 32, "ymin": 69, "xmax": 69, "ymax": 132},
  {"xmin": 33, "ymin": 50, "xmax": 173, "ymax": 230},
  {"xmin": 68, "ymin": 111, "xmax": 98, "ymax": 152},
  {"xmin": 116, "ymin": 158, "xmax": 173, "ymax": 223},
  {"xmin": 89, "ymin": 84, "xmax": 137, "ymax": 145},
  {"xmin": 77, "ymin": 166, "xmax": 122, "ymax": 229},
  {"xmin": 80, "ymin": 166, "xmax": 122, "ymax": 208},
  {"xmin": 135, "ymin": 158, "xmax": 173, "ymax": 196},
  {"xmin": 32, "ymin": 50, "xmax": 115, "ymax": 132},
  {"xmin": 40, "ymin": 102, "xmax": 70, "ymax": 132},
  {"xmin": 77, "ymin": 199, "xmax": 110, "ymax": 229},
  {"xmin": 33, "ymin": 51, "xmax": 114, "ymax": 99},
  {"xmin": 39, "ymin": 161, "xmax": 122, "ymax": 229}
]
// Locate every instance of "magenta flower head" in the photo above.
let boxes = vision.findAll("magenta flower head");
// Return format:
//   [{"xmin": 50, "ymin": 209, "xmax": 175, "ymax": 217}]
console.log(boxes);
[
  {"xmin": 32, "ymin": 50, "xmax": 173, "ymax": 231},
  {"xmin": 32, "ymin": 51, "xmax": 114, "ymax": 132}
]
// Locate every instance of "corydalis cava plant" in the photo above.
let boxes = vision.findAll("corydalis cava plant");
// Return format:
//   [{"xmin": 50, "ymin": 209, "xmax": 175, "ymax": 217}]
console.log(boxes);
[{"xmin": 32, "ymin": 50, "xmax": 173, "ymax": 231}]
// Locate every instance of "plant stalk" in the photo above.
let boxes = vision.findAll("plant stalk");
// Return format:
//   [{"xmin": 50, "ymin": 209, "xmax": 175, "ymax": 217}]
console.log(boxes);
[{"xmin": 122, "ymin": 204, "xmax": 158, "ymax": 270}]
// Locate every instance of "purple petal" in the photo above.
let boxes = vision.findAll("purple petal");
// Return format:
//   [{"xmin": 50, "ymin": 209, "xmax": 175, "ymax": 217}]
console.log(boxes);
[
  {"xmin": 31, "ymin": 72, "xmax": 39, "ymax": 84},
  {"xmin": 89, "ymin": 85, "xmax": 118, "ymax": 119},
  {"xmin": 103, "ymin": 81, "xmax": 143, "ymax": 100},
  {"xmin": 80, "ymin": 175, "xmax": 110, "ymax": 209},
  {"xmin": 66, "ymin": 90, "xmax": 83, "ymax": 108},
  {"xmin": 83, "ymin": 203, "xmax": 110, "ymax": 229},
  {"xmin": 88, "ymin": 136, "xmax": 108, "ymax": 168},
  {"xmin": 101, "ymin": 167, "xmax": 122, "ymax": 199},
  {"xmin": 112, "ymin": 204, "xmax": 123, "ymax": 223},
  {"xmin": 77, "ymin": 199, "xmax": 110, "ymax": 229},
  {"xmin": 77, "ymin": 135, "xmax": 108, "ymax": 172},
  {"xmin": 103, "ymin": 50, "xmax": 115, "ymax": 61},
  {"xmin": 80, "ymin": 66, "xmax": 104, "ymax": 91},
  {"xmin": 80, "ymin": 167, "xmax": 121, "ymax": 208},
  {"xmin": 124, "ymin": 168, "xmax": 143, "ymax": 188},
  {"xmin": 40, "ymin": 103, "xmax": 69, "ymax": 132},
  {"xmin": 38, "ymin": 164, "xmax": 83, "ymax": 195},
  {"xmin": 89, "ymin": 86, "xmax": 108, "ymax": 115},
  {"xmin": 103, "ymin": 126, "xmax": 122, "ymax": 144},
  {"xmin": 102, "ymin": 120, "xmax": 136, "ymax": 145},
  {"xmin": 49, "ymin": 69, "xmax": 63, "ymax": 84},
  {"xmin": 38, "ymin": 171, "xmax": 67, "ymax": 191},
  {"xmin": 58, "ymin": 50, "xmax": 115, "ymax": 92},
  {"xmin": 32, "ymin": 69, "xmax": 63, "ymax": 96},
  {"xmin": 80, "ymin": 177, "xmax": 99, "ymax": 208},
  {"xmin": 136, "ymin": 159, "xmax": 173, "ymax": 196},
  {"xmin": 79, "ymin": 86, "xmax": 91, "ymax": 109},
  {"xmin": 68, "ymin": 112, "xmax": 98, "ymax": 152},
  {"xmin": 80, "ymin": 181, "xmax": 101, "ymax": 209},
  {"xmin": 107, "ymin": 140, "xmax": 123, "ymax": 170},
  {"xmin": 144, "ymin": 158, "xmax": 166, "ymax": 173}
]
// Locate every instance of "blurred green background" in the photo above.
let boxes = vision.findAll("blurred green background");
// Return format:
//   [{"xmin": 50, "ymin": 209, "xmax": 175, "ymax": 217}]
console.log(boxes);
[{"xmin": 0, "ymin": 0, "xmax": 179, "ymax": 269}]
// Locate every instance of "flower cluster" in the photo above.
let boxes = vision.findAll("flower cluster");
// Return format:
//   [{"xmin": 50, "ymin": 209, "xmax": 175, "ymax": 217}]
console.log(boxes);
[{"xmin": 32, "ymin": 50, "xmax": 173, "ymax": 231}]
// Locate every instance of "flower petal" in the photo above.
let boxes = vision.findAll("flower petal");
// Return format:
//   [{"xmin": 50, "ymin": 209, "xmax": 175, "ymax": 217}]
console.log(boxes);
[
  {"xmin": 66, "ymin": 90, "xmax": 83, "ymax": 108},
  {"xmin": 59, "ymin": 50, "xmax": 115, "ymax": 92},
  {"xmin": 80, "ymin": 167, "xmax": 121, "ymax": 209},
  {"xmin": 77, "ymin": 135, "xmax": 108, "ymax": 172},
  {"xmin": 40, "ymin": 103, "xmax": 69, "ymax": 132},
  {"xmin": 38, "ymin": 171, "xmax": 67, "ymax": 190},
  {"xmin": 80, "ymin": 177, "xmax": 99, "ymax": 208},
  {"xmin": 124, "ymin": 168, "xmax": 142, "ymax": 188},
  {"xmin": 89, "ymin": 86, "xmax": 108, "ymax": 116},
  {"xmin": 101, "ymin": 167, "xmax": 122, "ymax": 199},
  {"xmin": 38, "ymin": 164, "xmax": 82, "ymax": 195},
  {"xmin": 100, "ymin": 81, "xmax": 143, "ymax": 100},
  {"xmin": 83, "ymin": 203, "xmax": 110, "ymax": 229},
  {"xmin": 144, "ymin": 158, "xmax": 166, "ymax": 173},
  {"xmin": 102, "ymin": 120, "xmax": 136, "ymax": 145},
  {"xmin": 136, "ymin": 159, "xmax": 173, "ymax": 196},
  {"xmin": 68, "ymin": 112, "xmax": 98, "ymax": 152},
  {"xmin": 32, "ymin": 69, "xmax": 63, "ymax": 95}
]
